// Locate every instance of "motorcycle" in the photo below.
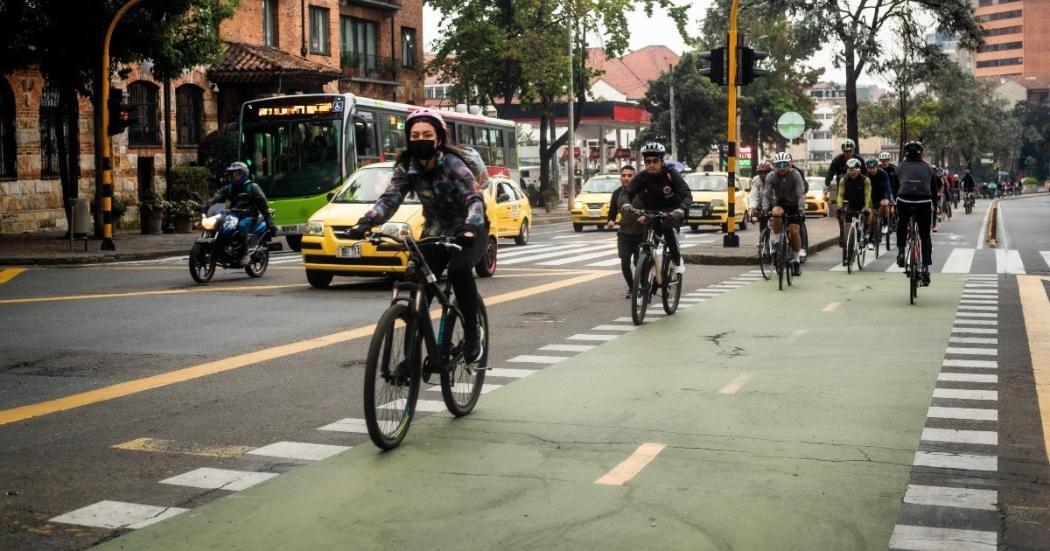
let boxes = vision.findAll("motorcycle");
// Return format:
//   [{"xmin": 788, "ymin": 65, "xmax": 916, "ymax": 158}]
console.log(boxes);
[{"xmin": 189, "ymin": 203, "xmax": 280, "ymax": 283}]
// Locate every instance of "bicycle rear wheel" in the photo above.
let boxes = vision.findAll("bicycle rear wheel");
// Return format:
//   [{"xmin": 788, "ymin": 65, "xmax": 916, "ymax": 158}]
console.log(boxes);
[
  {"xmin": 661, "ymin": 250, "xmax": 681, "ymax": 314},
  {"xmin": 784, "ymin": 237, "xmax": 793, "ymax": 287},
  {"xmin": 856, "ymin": 224, "xmax": 867, "ymax": 271},
  {"xmin": 845, "ymin": 223, "xmax": 857, "ymax": 274},
  {"xmin": 363, "ymin": 303, "xmax": 421, "ymax": 450},
  {"xmin": 774, "ymin": 236, "xmax": 785, "ymax": 291},
  {"xmin": 439, "ymin": 294, "xmax": 488, "ymax": 417},
  {"xmin": 630, "ymin": 252, "xmax": 655, "ymax": 325},
  {"xmin": 758, "ymin": 229, "xmax": 773, "ymax": 280},
  {"xmin": 799, "ymin": 220, "xmax": 809, "ymax": 264}
]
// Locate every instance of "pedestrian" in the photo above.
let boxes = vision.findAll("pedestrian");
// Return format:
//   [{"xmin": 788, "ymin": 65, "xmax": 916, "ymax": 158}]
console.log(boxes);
[{"xmin": 605, "ymin": 165, "xmax": 643, "ymax": 298}]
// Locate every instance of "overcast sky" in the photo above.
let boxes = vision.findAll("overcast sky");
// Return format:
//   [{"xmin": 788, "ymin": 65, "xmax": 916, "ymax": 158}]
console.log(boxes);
[{"xmin": 423, "ymin": 3, "xmax": 884, "ymax": 87}]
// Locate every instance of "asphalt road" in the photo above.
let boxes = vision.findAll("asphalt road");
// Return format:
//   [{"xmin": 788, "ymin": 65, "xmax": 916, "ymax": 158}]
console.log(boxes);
[{"xmin": 1, "ymin": 196, "xmax": 1048, "ymax": 549}]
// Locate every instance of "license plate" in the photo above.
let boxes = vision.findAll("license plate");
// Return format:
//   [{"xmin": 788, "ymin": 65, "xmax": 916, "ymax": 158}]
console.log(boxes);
[
  {"xmin": 588, "ymin": 209, "xmax": 601, "ymax": 217},
  {"xmin": 337, "ymin": 244, "xmax": 361, "ymax": 259}
]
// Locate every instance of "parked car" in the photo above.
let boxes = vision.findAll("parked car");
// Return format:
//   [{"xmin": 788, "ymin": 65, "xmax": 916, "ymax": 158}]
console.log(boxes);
[{"xmin": 805, "ymin": 177, "xmax": 830, "ymax": 217}]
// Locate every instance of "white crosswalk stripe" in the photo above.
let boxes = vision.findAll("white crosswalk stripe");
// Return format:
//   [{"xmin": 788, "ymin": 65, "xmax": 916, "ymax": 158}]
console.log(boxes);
[
  {"xmin": 1041, "ymin": 251, "xmax": 1050, "ymax": 270},
  {"xmin": 941, "ymin": 248, "xmax": 975, "ymax": 273}
]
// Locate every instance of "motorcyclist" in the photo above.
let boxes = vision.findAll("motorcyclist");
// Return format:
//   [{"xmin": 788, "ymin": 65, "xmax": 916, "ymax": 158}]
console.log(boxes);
[
  {"xmin": 349, "ymin": 108, "xmax": 488, "ymax": 363},
  {"xmin": 208, "ymin": 161, "xmax": 275, "ymax": 266}
]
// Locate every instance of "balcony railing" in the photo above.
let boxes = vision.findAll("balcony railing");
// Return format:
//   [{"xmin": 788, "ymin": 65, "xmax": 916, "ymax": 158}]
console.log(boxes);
[{"xmin": 341, "ymin": 52, "xmax": 401, "ymax": 82}]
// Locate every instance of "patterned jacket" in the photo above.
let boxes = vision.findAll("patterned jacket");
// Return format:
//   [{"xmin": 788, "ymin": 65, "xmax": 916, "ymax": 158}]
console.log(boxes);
[{"xmin": 364, "ymin": 151, "xmax": 486, "ymax": 237}]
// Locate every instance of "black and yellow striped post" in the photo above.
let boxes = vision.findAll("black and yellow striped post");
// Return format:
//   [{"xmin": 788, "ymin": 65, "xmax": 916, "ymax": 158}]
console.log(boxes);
[
  {"xmin": 99, "ymin": 0, "xmax": 142, "ymax": 251},
  {"xmin": 722, "ymin": 0, "xmax": 741, "ymax": 248}
]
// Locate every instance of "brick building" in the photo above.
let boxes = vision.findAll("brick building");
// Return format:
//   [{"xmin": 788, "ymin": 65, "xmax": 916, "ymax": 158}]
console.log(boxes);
[
  {"xmin": 0, "ymin": 0, "xmax": 424, "ymax": 233},
  {"xmin": 973, "ymin": 0, "xmax": 1050, "ymax": 78}
]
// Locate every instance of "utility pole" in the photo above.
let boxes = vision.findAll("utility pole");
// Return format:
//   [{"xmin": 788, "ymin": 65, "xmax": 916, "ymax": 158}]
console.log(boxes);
[
  {"xmin": 566, "ymin": 18, "xmax": 576, "ymax": 212},
  {"xmin": 723, "ymin": 0, "xmax": 741, "ymax": 248},
  {"xmin": 669, "ymin": 66, "xmax": 677, "ymax": 162},
  {"xmin": 99, "ymin": 0, "xmax": 142, "ymax": 250}
]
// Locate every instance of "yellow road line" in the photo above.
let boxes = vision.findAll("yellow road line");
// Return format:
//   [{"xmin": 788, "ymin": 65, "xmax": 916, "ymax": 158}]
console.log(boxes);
[
  {"xmin": 1018, "ymin": 275, "xmax": 1050, "ymax": 461},
  {"xmin": 0, "ymin": 268, "xmax": 27, "ymax": 285},
  {"xmin": 0, "ymin": 270, "xmax": 612, "ymax": 427},
  {"xmin": 0, "ymin": 283, "xmax": 310, "ymax": 305},
  {"xmin": 594, "ymin": 442, "xmax": 667, "ymax": 486},
  {"xmin": 112, "ymin": 437, "xmax": 251, "ymax": 458}
]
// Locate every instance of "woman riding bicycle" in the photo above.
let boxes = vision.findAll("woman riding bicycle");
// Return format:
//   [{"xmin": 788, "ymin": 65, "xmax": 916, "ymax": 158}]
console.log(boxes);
[{"xmin": 349, "ymin": 109, "xmax": 488, "ymax": 363}]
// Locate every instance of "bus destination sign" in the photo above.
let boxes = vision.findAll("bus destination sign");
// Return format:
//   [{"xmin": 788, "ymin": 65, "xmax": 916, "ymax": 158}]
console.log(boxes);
[{"xmin": 256, "ymin": 97, "xmax": 344, "ymax": 117}]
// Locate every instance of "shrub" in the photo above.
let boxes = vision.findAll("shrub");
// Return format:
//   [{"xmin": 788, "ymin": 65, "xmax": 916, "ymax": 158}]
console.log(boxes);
[
  {"xmin": 168, "ymin": 165, "xmax": 211, "ymax": 200},
  {"xmin": 1022, "ymin": 176, "xmax": 1038, "ymax": 187},
  {"xmin": 197, "ymin": 130, "xmax": 238, "ymax": 188}
]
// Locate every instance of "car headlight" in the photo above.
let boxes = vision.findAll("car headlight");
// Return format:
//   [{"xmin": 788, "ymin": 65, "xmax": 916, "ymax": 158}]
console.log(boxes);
[
  {"xmin": 381, "ymin": 222, "xmax": 412, "ymax": 239},
  {"xmin": 305, "ymin": 220, "xmax": 325, "ymax": 236},
  {"xmin": 574, "ymin": 201, "xmax": 584, "ymax": 209},
  {"xmin": 710, "ymin": 199, "xmax": 726, "ymax": 208},
  {"xmin": 201, "ymin": 214, "xmax": 220, "ymax": 230}
]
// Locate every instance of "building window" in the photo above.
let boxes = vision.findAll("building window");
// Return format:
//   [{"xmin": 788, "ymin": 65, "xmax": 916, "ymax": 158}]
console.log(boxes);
[
  {"xmin": 401, "ymin": 27, "xmax": 416, "ymax": 68},
  {"xmin": 0, "ymin": 78, "xmax": 15, "ymax": 178},
  {"xmin": 976, "ymin": 9, "xmax": 1021, "ymax": 23},
  {"xmin": 341, "ymin": 17, "xmax": 378, "ymax": 70},
  {"xmin": 309, "ymin": 6, "xmax": 330, "ymax": 55},
  {"xmin": 39, "ymin": 85, "xmax": 61, "ymax": 179},
  {"xmin": 176, "ymin": 84, "xmax": 203, "ymax": 147},
  {"xmin": 986, "ymin": 25, "xmax": 1021, "ymax": 37},
  {"xmin": 976, "ymin": 57, "xmax": 1023, "ymax": 69},
  {"xmin": 978, "ymin": 41, "xmax": 1022, "ymax": 53},
  {"xmin": 128, "ymin": 81, "xmax": 160, "ymax": 147},
  {"xmin": 263, "ymin": 0, "xmax": 277, "ymax": 47}
]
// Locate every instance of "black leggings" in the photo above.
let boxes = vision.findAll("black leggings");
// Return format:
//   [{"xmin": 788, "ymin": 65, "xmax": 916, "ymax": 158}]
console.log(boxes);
[
  {"xmin": 421, "ymin": 235, "xmax": 486, "ymax": 337},
  {"xmin": 654, "ymin": 218, "xmax": 681, "ymax": 264},
  {"xmin": 617, "ymin": 233, "xmax": 642, "ymax": 287},
  {"xmin": 896, "ymin": 200, "xmax": 933, "ymax": 266}
]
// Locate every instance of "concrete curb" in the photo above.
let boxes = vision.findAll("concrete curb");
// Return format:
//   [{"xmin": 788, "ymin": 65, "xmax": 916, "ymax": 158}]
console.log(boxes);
[
  {"xmin": 0, "ymin": 249, "xmax": 190, "ymax": 266},
  {"xmin": 683, "ymin": 235, "xmax": 840, "ymax": 266}
]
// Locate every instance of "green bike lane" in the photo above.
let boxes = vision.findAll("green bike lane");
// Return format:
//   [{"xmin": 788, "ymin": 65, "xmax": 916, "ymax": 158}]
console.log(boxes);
[{"xmin": 106, "ymin": 272, "xmax": 962, "ymax": 550}]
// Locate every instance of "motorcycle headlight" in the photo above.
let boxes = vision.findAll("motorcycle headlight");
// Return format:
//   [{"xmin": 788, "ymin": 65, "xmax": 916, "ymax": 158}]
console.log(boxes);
[
  {"xmin": 574, "ymin": 201, "xmax": 584, "ymax": 209},
  {"xmin": 305, "ymin": 220, "xmax": 324, "ymax": 236},
  {"xmin": 201, "ymin": 215, "xmax": 220, "ymax": 230},
  {"xmin": 381, "ymin": 222, "xmax": 412, "ymax": 239}
]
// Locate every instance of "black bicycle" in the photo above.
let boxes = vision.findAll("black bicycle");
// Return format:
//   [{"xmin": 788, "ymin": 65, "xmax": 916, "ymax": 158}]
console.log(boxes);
[
  {"xmin": 900, "ymin": 205, "xmax": 922, "ymax": 304},
  {"xmin": 963, "ymin": 191, "xmax": 975, "ymax": 214},
  {"xmin": 630, "ymin": 210, "xmax": 683, "ymax": 325},
  {"xmin": 354, "ymin": 231, "xmax": 489, "ymax": 450},
  {"xmin": 765, "ymin": 212, "xmax": 798, "ymax": 290}
]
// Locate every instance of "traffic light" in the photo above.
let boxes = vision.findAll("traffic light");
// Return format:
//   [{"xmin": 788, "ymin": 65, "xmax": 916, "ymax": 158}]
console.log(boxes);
[
  {"xmin": 107, "ymin": 88, "xmax": 134, "ymax": 136},
  {"xmin": 739, "ymin": 47, "xmax": 770, "ymax": 85},
  {"xmin": 698, "ymin": 47, "xmax": 726, "ymax": 85}
]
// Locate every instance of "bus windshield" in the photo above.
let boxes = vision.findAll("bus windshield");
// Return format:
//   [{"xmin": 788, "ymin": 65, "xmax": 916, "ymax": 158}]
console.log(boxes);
[
  {"xmin": 582, "ymin": 176, "xmax": 620, "ymax": 193},
  {"xmin": 685, "ymin": 174, "xmax": 728, "ymax": 191},
  {"xmin": 332, "ymin": 166, "xmax": 418, "ymax": 204},
  {"xmin": 241, "ymin": 119, "xmax": 343, "ymax": 199}
]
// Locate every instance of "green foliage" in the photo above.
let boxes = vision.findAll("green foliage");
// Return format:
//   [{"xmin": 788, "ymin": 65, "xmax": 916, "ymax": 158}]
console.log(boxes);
[
  {"xmin": 168, "ymin": 165, "xmax": 211, "ymax": 198},
  {"xmin": 137, "ymin": 190, "xmax": 171, "ymax": 214},
  {"xmin": 1021, "ymin": 176, "xmax": 1038, "ymax": 186},
  {"xmin": 638, "ymin": 52, "xmax": 726, "ymax": 167},
  {"xmin": 197, "ymin": 130, "xmax": 239, "ymax": 185},
  {"xmin": 1016, "ymin": 102, "xmax": 1050, "ymax": 180}
]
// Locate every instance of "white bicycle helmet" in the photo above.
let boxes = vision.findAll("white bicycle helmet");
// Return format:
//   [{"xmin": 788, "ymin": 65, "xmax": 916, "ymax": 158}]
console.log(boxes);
[
  {"xmin": 771, "ymin": 151, "xmax": 792, "ymax": 167},
  {"xmin": 841, "ymin": 139, "xmax": 856, "ymax": 151},
  {"xmin": 845, "ymin": 158, "xmax": 862, "ymax": 169},
  {"xmin": 640, "ymin": 142, "xmax": 666, "ymax": 157},
  {"xmin": 878, "ymin": 152, "xmax": 892, "ymax": 161}
]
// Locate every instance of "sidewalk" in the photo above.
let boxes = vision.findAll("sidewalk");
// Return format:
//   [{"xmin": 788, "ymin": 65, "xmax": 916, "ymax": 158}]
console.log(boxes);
[
  {"xmin": 103, "ymin": 271, "xmax": 963, "ymax": 550},
  {"xmin": 0, "ymin": 230, "xmax": 199, "ymax": 266},
  {"xmin": 682, "ymin": 215, "xmax": 840, "ymax": 265}
]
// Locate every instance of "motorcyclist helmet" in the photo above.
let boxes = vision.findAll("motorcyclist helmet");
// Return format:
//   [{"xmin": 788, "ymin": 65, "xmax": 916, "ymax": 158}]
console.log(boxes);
[
  {"xmin": 224, "ymin": 161, "xmax": 250, "ymax": 186},
  {"xmin": 640, "ymin": 142, "xmax": 666, "ymax": 158},
  {"xmin": 841, "ymin": 139, "xmax": 856, "ymax": 151}
]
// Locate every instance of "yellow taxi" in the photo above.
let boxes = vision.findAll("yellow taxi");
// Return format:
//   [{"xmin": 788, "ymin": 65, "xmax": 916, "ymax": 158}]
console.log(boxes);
[
  {"xmin": 486, "ymin": 177, "xmax": 532, "ymax": 245},
  {"xmin": 571, "ymin": 174, "xmax": 621, "ymax": 232},
  {"xmin": 299, "ymin": 162, "xmax": 500, "ymax": 288},
  {"xmin": 805, "ymin": 177, "xmax": 830, "ymax": 216},
  {"xmin": 683, "ymin": 171, "xmax": 749, "ymax": 232}
]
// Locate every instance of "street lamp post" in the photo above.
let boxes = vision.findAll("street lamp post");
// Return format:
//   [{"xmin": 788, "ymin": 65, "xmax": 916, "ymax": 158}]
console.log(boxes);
[
  {"xmin": 566, "ymin": 19, "xmax": 576, "ymax": 212},
  {"xmin": 99, "ymin": 0, "xmax": 142, "ymax": 251}
]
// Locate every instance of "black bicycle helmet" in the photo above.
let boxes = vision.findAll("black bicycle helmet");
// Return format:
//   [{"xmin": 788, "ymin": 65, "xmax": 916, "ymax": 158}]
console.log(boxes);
[{"xmin": 903, "ymin": 141, "xmax": 923, "ymax": 159}]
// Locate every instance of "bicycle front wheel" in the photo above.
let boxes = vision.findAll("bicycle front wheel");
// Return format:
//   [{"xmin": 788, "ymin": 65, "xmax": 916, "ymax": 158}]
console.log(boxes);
[
  {"xmin": 856, "ymin": 225, "xmax": 867, "ymax": 271},
  {"xmin": 439, "ymin": 295, "xmax": 488, "ymax": 417},
  {"xmin": 845, "ymin": 224, "xmax": 857, "ymax": 274},
  {"xmin": 630, "ymin": 252, "xmax": 654, "ymax": 325},
  {"xmin": 363, "ymin": 303, "xmax": 421, "ymax": 450},
  {"xmin": 661, "ymin": 251, "xmax": 681, "ymax": 314},
  {"xmin": 776, "ymin": 237, "xmax": 786, "ymax": 291},
  {"xmin": 758, "ymin": 229, "xmax": 773, "ymax": 280}
]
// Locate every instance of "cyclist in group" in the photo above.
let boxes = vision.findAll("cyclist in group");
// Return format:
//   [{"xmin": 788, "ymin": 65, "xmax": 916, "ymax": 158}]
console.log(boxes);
[
  {"xmin": 826, "ymin": 139, "xmax": 865, "ymax": 246},
  {"xmin": 864, "ymin": 158, "xmax": 893, "ymax": 246},
  {"xmin": 836, "ymin": 158, "xmax": 872, "ymax": 263},
  {"xmin": 762, "ymin": 152, "xmax": 806, "ymax": 277},
  {"xmin": 878, "ymin": 152, "xmax": 899, "ymax": 200},
  {"xmin": 933, "ymin": 166, "xmax": 948, "ymax": 231},
  {"xmin": 208, "ymin": 161, "xmax": 276, "ymax": 266},
  {"xmin": 961, "ymin": 168, "xmax": 977, "ymax": 207},
  {"xmin": 895, "ymin": 141, "xmax": 938, "ymax": 286},
  {"xmin": 621, "ymin": 142, "xmax": 691, "ymax": 275},
  {"xmin": 348, "ymin": 108, "xmax": 488, "ymax": 362},
  {"xmin": 749, "ymin": 161, "xmax": 773, "ymax": 231},
  {"xmin": 606, "ymin": 165, "xmax": 643, "ymax": 298}
]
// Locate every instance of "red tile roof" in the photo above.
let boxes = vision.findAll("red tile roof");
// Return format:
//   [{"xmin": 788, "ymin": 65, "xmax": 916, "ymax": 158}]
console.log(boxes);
[
  {"xmin": 209, "ymin": 42, "xmax": 340, "ymax": 84},
  {"xmin": 586, "ymin": 46, "xmax": 679, "ymax": 101},
  {"xmin": 1009, "ymin": 75, "xmax": 1050, "ymax": 90}
]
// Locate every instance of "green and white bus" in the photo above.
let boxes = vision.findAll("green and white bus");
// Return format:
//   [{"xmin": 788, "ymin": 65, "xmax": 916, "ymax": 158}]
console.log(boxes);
[{"xmin": 239, "ymin": 93, "xmax": 518, "ymax": 251}]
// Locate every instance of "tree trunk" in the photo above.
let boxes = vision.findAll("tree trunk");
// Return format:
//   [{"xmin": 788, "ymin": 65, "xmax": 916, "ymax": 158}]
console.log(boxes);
[
  {"xmin": 92, "ymin": 72, "xmax": 104, "ymax": 238},
  {"xmin": 538, "ymin": 104, "xmax": 550, "ymax": 205},
  {"xmin": 163, "ymin": 78, "xmax": 173, "ymax": 233},
  {"xmin": 844, "ymin": 44, "xmax": 859, "ymax": 147}
]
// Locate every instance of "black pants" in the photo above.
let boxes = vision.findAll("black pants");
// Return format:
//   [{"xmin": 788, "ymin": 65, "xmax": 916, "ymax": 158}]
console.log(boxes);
[
  {"xmin": 654, "ymin": 218, "xmax": 681, "ymax": 264},
  {"xmin": 617, "ymin": 233, "xmax": 642, "ymax": 288},
  {"xmin": 896, "ymin": 200, "xmax": 933, "ymax": 267},
  {"xmin": 420, "ymin": 234, "xmax": 486, "ymax": 337}
]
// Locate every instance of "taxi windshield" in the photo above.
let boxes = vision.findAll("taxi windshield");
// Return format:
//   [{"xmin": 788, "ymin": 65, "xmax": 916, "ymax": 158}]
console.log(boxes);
[
  {"xmin": 807, "ymin": 178, "xmax": 826, "ymax": 192},
  {"xmin": 332, "ymin": 167, "xmax": 418, "ymax": 203},
  {"xmin": 685, "ymin": 174, "xmax": 728, "ymax": 191},
  {"xmin": 582, "ymin": 176, "xmax": 621, "ymax": 193}
]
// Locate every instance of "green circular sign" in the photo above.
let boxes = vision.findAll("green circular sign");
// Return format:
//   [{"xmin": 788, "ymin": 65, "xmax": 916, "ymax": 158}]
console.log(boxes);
[{"xmin": 777, "ymin": 111, "xmax": 805, "ymax": 140}]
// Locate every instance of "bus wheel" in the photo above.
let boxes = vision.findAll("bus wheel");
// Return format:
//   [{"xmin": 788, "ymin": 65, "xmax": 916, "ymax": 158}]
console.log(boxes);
[
  {"xmin": 285, "ymin": 235, "xmax": 302, "ymax": 252},
  {"xmin": 476, "ymin": 236, "xmax": 497, "ymax": 278}
]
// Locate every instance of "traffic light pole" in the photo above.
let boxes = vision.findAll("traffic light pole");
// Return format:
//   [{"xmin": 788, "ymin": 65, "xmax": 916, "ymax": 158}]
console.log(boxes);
[
  {"xmin": 99, "ymin": 0, "xmax": 141, "ymax": 251},
  {"xmin": 723, "ymin": 0, "xmax": 740, "ymax": 248}
]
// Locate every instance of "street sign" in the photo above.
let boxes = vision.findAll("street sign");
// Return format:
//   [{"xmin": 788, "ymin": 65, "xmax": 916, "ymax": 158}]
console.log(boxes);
[
  {"xmin": 739, "ymin": 159, "xmax": 752, "ymax": 169},
  {"xmin": 777, "ymin": 112, "xmax": 805, "ymax": 140},
  {"xmin": 739, "ymin": 145, "xmax": 753, "ymax": 159}
]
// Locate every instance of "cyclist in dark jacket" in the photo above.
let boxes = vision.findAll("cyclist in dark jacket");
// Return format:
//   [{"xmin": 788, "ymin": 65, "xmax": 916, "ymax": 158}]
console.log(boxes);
[
  {"xmin": 826, "ymin": 139, "xmax": 865, "ymax": 245},
  {"xmin": 894, "ymin": 141, "xmax": 938, "ymax": 286},
  {"xmin": 622, "ymin": 142, "xmax": 691, "ymax": 274}
]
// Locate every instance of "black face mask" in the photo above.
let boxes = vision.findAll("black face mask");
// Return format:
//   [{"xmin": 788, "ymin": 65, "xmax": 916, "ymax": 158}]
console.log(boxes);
[{"xmin": 408, "ymin": 140, "xmax": 437, "ymax": 161}]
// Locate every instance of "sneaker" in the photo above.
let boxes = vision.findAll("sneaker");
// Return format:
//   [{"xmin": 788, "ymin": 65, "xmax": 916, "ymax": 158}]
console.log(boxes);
[
  {"xmin": 464, "ymin": 332, "xmax": 483, "ymax": 364},
  {"xmin": 867, "ymin": 243, "xmax": 874, "ymax": 251},
  {"xmin": 624, "ymin": 289, "xmax": 632, "ymax": 300},
  {"xmin": 932, "ymin": 226, "xmax": 939, "ymax": 233},
  {"xmin": 881, "ymin": 225, "xmax": 889, "ymax": 234},
  {"xmin": 240, "ymin": 254, "xmax": 252, "ymax": 266},
  {"xmin": 896, "ymin": 253, "xmax": 905, "ymax": 268},
  {"xmin": 674, "ymin": 261, "xmax": 686, "ymax": 275},
  {"xmin": 791, "ymin": 261, "xmax": 801, "ymax": 277},
  {"xmin": 921, "ymin": 267, "xmax": 931, "ymax": 286}
]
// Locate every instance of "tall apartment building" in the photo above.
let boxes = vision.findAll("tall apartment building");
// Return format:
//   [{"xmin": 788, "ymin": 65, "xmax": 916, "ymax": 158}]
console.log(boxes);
[{"xmin": 973, "ymin": 0, "xmax": 1050, "ymax": 78}]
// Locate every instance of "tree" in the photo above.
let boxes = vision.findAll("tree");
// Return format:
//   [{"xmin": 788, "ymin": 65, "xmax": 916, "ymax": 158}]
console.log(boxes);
[
  {"xmin": 1015, "ymin": 101, "xmax": 1050, "ymax": 181},
  {"xmin": 0, "ymin": 0, "xmax": 235, "ymax": 235},
  {"xmin": 762, "ymin": 0, "xmax": 982, "ymax": 149}
]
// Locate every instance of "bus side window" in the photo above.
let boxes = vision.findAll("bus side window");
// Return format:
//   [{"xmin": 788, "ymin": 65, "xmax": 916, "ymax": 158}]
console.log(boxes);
[
  {"xmin": 446, "ymin": 122, "xmax": 457, "ymax": 145},
  {"xmin": 354, "ymin": 111, "xmax": 378, "ymax": 162},
  {"xmin": 458, "ymin": 124, "xmax": 474, "ymax": 146},
  {"xmin": 474, "ymin": 125, "xmax": 491, "ymax": 165},
  {"xmin": 382, "ymin": 113, "xmax": 406, "ymax": 158},
  {"xmin": 506, "ymin": 128, "xmax": 517, "ymax": 168},
  {"xmin": 491, "ymin": 128, "xmax": 505, "ymax": 166}
]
